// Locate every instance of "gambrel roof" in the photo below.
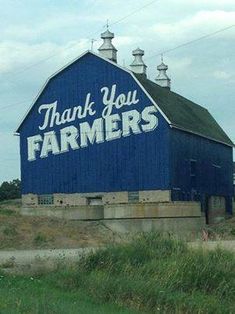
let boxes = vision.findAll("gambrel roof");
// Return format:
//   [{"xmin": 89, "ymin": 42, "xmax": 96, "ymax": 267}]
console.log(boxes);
[
  {"xmin": 16, "ymin": 51, "xmax": 233, "ymax": 147},
  {"xmin": 134, "ymin": 73, "xmax": 234, "ymax": 147}
]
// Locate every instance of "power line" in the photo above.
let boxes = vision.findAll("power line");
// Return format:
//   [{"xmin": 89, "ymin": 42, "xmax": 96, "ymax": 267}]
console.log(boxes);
[
  {"xmin": 146, "ymin": 24, "xmax": 235, "ymax": 60},
  {"xmin": 0, "ymin": 0, "xmax": 160, "ymax": 112},
  {"xmin": 109, "ymin": 0, "xmax": 159, "ymax": 27},
  {"xmin": 1, "ymin": 0, "xmax": 159, "ymax": 80},
  {"xmin": 0, "ymin": 98, "xmax": 32, "ymax": 111},
  {"xmin": 1, "ymin": 9, "xmax": 234, "ymax": 112}
]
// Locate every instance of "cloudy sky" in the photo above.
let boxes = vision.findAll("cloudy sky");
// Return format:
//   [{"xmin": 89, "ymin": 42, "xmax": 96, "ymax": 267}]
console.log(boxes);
[{"xmin": 0, "ymin": 0, "xmax": 234, "ymax": 183}]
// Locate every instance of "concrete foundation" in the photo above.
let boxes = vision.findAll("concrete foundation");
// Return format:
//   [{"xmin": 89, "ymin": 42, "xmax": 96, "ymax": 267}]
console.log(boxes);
[
  {"xmin": 104, "ymin": 202, "xmax": 201, "ymax": 219},
  {"xmin": 208, "ymin": 196, "xmax": 226, "ymax": 224},
  {"xmin": 21, "ymin": 191, "xmax": 205, "ymax": 237},
  {"xmin": 103, "ymin": 217, "xmax": 205, "ymax": 239},
  {"xmin": 21, "ymin": 205, "xmax": 104, "ymax": 220},
  {"xmin": 22, "ymin": 190, "xmax": 171, "ymax": 207}
]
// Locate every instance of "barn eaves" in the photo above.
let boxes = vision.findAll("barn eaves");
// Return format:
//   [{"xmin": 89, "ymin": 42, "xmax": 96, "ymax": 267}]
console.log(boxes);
[{"xmin": 134, "ymin": 73, "xmax": 234, "ymax": 147}]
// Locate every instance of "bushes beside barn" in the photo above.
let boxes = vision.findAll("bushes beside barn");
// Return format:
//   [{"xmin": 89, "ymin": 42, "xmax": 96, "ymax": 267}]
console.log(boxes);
[{"xmin": 0, "ymin": 179, "xmax": 21, "ymax": 201}]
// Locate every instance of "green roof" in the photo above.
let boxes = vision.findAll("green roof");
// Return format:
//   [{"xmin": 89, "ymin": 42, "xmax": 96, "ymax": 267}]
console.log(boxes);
[{"xmin": 135, "ymin": 74, "xmax": 233, "ymax": 147}]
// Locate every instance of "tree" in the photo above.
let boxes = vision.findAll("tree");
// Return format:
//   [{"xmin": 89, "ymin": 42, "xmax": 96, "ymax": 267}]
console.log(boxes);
[{"xmin": 0, "ymin": 179, "xmax": 21, "ymax": 201}]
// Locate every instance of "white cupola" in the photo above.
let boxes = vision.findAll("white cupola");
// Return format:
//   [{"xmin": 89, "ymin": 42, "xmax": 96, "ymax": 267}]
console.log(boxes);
[
  {"xmin": 155, "ymin": 56, "xmax": 171, "ymax": 89},
  {"xmin": 130, "ymin": 48, "xmax": 147, "ymax": 76},
  {"xmin": 98, "ymin": 28, "xmax": 117, "ymax": 63}
]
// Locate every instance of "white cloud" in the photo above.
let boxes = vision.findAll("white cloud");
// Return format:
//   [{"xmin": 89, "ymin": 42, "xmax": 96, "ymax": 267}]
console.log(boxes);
[
  {"xmin": 170, "ymin": 0, "xmax": 235, "ymax": 6},
  {"xmin": 213, "ymin": 70, "xmax": 232, "ymax": 80},
  {"xmin": 0, "ymin": 132, "xmax": 20, "ymax": 182},
  {"xmin": 1, "ymin": 13, "xmax": 104, "ymax": 42},
  {"xmin": 114, "ymin": 36, "xmax": 141, "ymax": 47},
  {"xmin": 1, "ymin": 0, "xmax": 235, "ymax": 183},
  {"xmin": 150, "ymin": 10, "xmax": 235, "ymax": 42},
  {"xmin": 168, "ymin": 57, "xmax": 192, "ymax": 71},
  {"xmin": 0, "ymin": 39, "xmax": 89, "ymax": 74}
]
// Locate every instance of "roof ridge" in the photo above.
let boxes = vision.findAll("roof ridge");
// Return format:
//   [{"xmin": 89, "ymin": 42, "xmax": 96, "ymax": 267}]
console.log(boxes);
[
  {"xmin": 133, "ymin": 73, "xmax": 233, "ymax": 147},
  {"xmin": 134, "ymin": 73, "xmax": 208, "ymax": 112}
]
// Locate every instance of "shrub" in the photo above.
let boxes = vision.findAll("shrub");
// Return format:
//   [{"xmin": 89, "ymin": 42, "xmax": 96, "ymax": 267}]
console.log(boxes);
[
  {"xmin": 34, "ymin": 233, "xmax": 47, "ymax": 246},
  {"xmin": 3, "ymin": 226, "xmax": 18, "ymax": 237},
  {"xmin": 0, "ymin": 179, "xmax": 21, "ymax": 201}
]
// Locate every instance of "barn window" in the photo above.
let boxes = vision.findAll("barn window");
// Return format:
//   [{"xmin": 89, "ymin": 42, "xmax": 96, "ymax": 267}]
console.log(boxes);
[
  {"xmin": 38, "ymin": 195, "xmax": 54, "ymax": 205},
  {"xmin": 190, "ymin": 160, "xmax": 197, "ymax": 189},
  {"xmin": 212, "ymin": 164, "xmax": 221, "ymax": 192},
  {"xmin": 87, "ymin": 197, "xmax": 103, "ymax": 205},
  {"xmin": 128, "ymin": 191, "xmax": 139, "ymax": 203},
  {"xmin": 190, "ymin": 160, "xmax": 197, "ymax": 176}
]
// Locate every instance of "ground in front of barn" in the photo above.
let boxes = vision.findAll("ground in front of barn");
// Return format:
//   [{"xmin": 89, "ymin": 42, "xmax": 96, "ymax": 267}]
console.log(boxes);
[
  {"xmin": 0, "ymin": 199, "xmax": 119, "ymax": 250},
  {"xmin": 0, "ymin": 272, "xmax": 138, "ymax": 314},
  {"xmin": 1, "ymin": 199, "xmax": 235, "ymax": 313}
]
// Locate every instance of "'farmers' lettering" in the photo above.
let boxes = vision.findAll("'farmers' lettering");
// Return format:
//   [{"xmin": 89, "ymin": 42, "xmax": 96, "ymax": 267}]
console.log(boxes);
[{"xmin": 27, "ymin": 85, "xmax": 158, "ymax": 161}]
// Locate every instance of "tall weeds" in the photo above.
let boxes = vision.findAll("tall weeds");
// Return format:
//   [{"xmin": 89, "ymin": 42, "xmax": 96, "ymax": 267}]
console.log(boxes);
[{"xmin": 71, "ymin": 233, "xmax": 235, "ymax": 313}]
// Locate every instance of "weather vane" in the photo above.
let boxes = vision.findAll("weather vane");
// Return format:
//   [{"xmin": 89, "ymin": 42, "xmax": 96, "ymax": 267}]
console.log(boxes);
[
  {"xmin": 105, "ymin": 19, "xmax": 109, "ymax": 30},
  {"xmin": 90, "ymin": 39, "xmax": 97, "ymax": 51}
]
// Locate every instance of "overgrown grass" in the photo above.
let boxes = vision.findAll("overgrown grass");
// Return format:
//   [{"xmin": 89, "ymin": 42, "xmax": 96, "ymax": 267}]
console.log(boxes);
[
  {"xmin": 3, "ymin": 226, "xmax": 18, "ymax": 237},
  {"xmin": 206, "ymin": 217, "xmax": 235, "ymax": 240},
  {"xmin": 65, "ymin": 233, "xmax": 235, "ymax": 314},
  {"xmin": 0, "ymin": 199, "xmax": 21, "ymax": 207},
  {"xmin": 0, "ymin": 233, "xmax": 234, "ymax": 313},
  {"xmin": 33, "ymin": 233, "xmax": 48, "ymax": 246},
  {"xmin": 0, "ymin": 271, "xmax": 138, "ymax": 314},
  {"xmin": 0, "ymin": 208, "xmax": 18, "ymax": 216},
  {"xmin": 0, "ymin": 199, "xmax": 20, "ymax": 216}
]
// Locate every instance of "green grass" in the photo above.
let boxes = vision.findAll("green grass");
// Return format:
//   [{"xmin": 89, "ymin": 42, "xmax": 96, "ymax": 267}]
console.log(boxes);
[
  {"xmin": 0, "ymin": 199, "xmax": 20, "ymax": 216},
  {"xmin": 0, "ymin": 208, "xmax": 18, "ymax": 216},
  {"xmin": 0, "ymin": 199, "xmax": 21, "ymax": 207},
  {"xmin": 71, "ymin": 233, "xmax": 235, "ymax": 314},
  {"xmin": 206, "ymin": 217, "xmax": 235, "ymax": 240},
  {"xmin": 0, "ymin": 233, "xmax": 234, "ymax": 313},
  {"xmin": 3, "ymin": 226, "xmax": 18, "ymax": 237},
  {"xmin": 33, "ymin": 233, "xmax": 48, "ymax": 246},
  {"xmin": 0, "ymin": 272, "xmax": 138, "ymax": 314}
]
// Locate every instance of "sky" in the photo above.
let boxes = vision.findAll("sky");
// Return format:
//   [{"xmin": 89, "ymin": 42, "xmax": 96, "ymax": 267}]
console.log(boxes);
[{"xmin": 0, "ymin": 0, "xmax": 234, "ymax": 184}]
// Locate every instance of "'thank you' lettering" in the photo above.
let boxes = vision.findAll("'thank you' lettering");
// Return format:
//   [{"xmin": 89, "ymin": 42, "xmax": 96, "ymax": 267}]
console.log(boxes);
[{"xmin": 27, "ymin": 84, "xmax": 158, "ymax": 161}]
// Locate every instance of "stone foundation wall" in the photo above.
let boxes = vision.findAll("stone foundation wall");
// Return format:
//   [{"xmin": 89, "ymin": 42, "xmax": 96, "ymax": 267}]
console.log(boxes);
[
  {"xmin": 103, "ymin": 217, "xmax": 205, "ymax": 239},
  {"xmin": 104, "ymin": 202, "xmax": 201, "ymax": 219},
  {"xmin": 22, "ymin": 190, "xmax": 171, "ymax": 207},
  {"xmin": 20, "ymin": 203, "xmax": 204, "ymax": 239},
  {"xmin": 20, "ymin": 192, "xmax": 204, "ymax": 237},
  {"xmin": 21, "ymin": 205, "xmax": 104, "ymax": 220},
  {"xmin": 21, "ymin": 197, "xmax": 202, "ymax": 222},
  {"xmin": 208, "ymin": 196, "xmax": 226, "ymax": 224}
]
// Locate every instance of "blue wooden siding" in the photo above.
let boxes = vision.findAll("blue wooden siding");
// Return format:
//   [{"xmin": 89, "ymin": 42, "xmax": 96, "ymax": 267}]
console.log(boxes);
[
  {"xmin": 20, "ymin": 53, "xmax": 171, "ymax": 194},
  {"xmin": 170, "ymin": 128, "xmax": 233, "ymax": 213}
]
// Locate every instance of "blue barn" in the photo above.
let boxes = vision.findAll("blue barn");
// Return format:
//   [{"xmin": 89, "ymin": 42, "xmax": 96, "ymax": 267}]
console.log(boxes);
[{"xmin": 16, "ymin": 30, "xmax": 233, "ymax": 224}]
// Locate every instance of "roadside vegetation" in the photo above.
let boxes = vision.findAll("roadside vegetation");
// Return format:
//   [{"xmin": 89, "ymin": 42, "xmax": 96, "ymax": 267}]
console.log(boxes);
[
  {"xmin": 0, "ymin": 233, "xmax": 234, "ymax": 313},
  {"xmin": 0, "ymin": 199, "xmax": 115, "ymax": 249},
  {"xmin": 0, "ymin": 271, "xmax": 137, "ymax": 314},
  {"xmin": 0, "ymin": 199, "xmax": 21, "ymax": 216},
  {"xmin": 71, "ymin": 233, "xmax": 235, "ymax": 313},
  {"xmin": 0, "ymin": 199, "xmax": 235, "ymax": 250},
  {"xmin": 0, "ymin": 179, "xmax": 21, "ymax": 201},
  {"xmin": 206, "ymin": 216, "xmax": 235, "ymax": 240}
]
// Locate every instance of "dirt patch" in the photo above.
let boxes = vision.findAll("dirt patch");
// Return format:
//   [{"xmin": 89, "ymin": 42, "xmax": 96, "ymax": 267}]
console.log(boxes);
[
  {"xmin": 0, "ymin": 200, "xmax": 117, "ymax": 250},
  {"xmin": 1, "ymin": 199, "xmax": 235, "ymax": 250},
  {"xmin": 205, "ymin": 216, "xmax": 235, "ymax": 240}
]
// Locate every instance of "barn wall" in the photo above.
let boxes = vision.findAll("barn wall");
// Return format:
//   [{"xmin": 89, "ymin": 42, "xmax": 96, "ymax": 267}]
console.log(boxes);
[
  {"xmin": 170, "ymin": 128, "xmax": 233, "ymax": 213},
  {"xmin": 19, "ymin": 53, "xmax": 171, "ymax": 195}
]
